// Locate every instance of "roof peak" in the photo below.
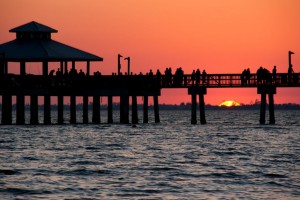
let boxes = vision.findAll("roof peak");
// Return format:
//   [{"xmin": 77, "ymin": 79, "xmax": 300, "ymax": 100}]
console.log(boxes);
[{"xmin": 9, "ymin": 21, "xmax": 58, "ymax": 33}]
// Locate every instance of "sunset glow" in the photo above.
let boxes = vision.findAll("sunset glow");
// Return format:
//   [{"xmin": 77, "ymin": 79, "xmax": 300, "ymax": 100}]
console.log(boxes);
[
  {"xmin": 1, "ymin": 0, "xmax": 300, "ymax": 105},
  {"xmin": 219, "ymin": 100, "xmax": 241, "ymax": 107}
]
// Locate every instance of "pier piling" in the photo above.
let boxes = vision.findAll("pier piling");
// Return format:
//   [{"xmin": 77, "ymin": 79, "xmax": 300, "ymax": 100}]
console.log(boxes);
[
  {"xmin": 70, "ymin": 95, "xmax": 76, "ymax": 124},
  {"xmin": 58, "ymin": 96, "xmax": 64, "ymax": 124},
  {"xmin": 143, "ymin": 96, "xmax": 148, "ymax": 123},
  {"xmin": 44, "ymin": 95, "xmax": 51, "ymax": 124},
  {"xmin": 191, "ymin": 93, "xmax": 197, "ymax": 124},
  {"xmin": 259, "ymin": 93, "xmax": 267, "ymax": 124},
  {"xmin": 268, "ymin": 93, "xmax": 275, "ymax": 124},
  {"xmin": 16, "ymin": 95, "xmax": 25, "ymax": 125},
  {"xmin": 132, "ymin": 95, "xmax": 138, "ymax": 124},
  {"xmin": 154, "ymin": 95, "xmax": 160, "ymax": 123},
  {"xmin": 188, "ymin": 87, "xmax": 207, "ymax": 124},
  {"xmin": 2, "ymin": 94, "xmax": 12, "ymax": 125},
  {"xmin": 83, "ymin": 96, "xmax": 89, "ymax": 124},
  {"xmin": 258, "ymin": 85, "xmax": 276, "ymax": 124},
  {"xmin": 199, "ymin": 93, "xmax": 207, "ymax": 124},
  {"xmin": 30, "ymin": 95, "xmax": 39, "ymax": 124},
  {"xmin": 107, "ymin": 96, "xmax": 113, "ymax": 123},
  {"xmin": 120, "ymin": 95, "xmax": 129, "ymax": 123}
]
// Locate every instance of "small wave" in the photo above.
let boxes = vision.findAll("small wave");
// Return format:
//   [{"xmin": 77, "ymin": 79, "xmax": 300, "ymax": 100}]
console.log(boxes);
[
  {"xmin": 23, "ymin": 156, "xmax": 39, "ymax": 161},
  {"xmin": 85, "ymin": 146, "xmax": 100, "ymax": 150},
  {"xmin": 209, "ymin": 172, "xmax": 247, "ymax": 179},
  {"xmin": 70, "ymin": 160, "xmax": 101, "ymax": 165},
  {"xmin": 0, "ymin": 140, "xmax": 14, "ymax": 143},
  {"xmin": 0, "ymin": 169, "xmax": 19, "ymax": 175},
  {"xmin": 147, "ymin": 167, "xmax": 180, "ymax": 171},
  {"xmin": 263, "ymin": 173, "xmax": 289, "ymax": 179},
  {"xmin": 56, "ymin": 168, "xmax": 113, "ymax": 176},
  {"xmin": 0, "ymin": 187, "xmax": 52, "ymax": 195}
]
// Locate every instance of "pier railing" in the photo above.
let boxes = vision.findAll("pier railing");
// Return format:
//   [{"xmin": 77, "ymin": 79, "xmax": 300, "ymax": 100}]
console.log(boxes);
[
  {"xmin": 0, "ymin": 73, "xmax": 299, "ymax": 95},
  {"xmin": 159, "ymin": 73, "xmax": 300, "ymax": 88}
]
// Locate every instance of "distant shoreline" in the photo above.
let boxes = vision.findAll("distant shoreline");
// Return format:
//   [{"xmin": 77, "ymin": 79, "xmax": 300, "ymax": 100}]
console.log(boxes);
[{"xmin": 3, "ymin": 103, "xmax": 300, "ymax": 111}]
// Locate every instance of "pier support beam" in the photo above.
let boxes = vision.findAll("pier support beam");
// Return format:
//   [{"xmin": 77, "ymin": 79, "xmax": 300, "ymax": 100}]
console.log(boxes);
[
  {"xmin": 92, "ymin": 95, "xmax": 100, "ymax": 124},
  {"xmin": 188, "ymin": 86, "xmax": 207, "ymax": 124},
  {"xmin": 70, "ymin": 95, "xmax": 76, "ymax": 124},
  {"xmin": 259, "ymin": 93, "xmax": 266, "ymax": 124},
  {"xmin": 132, "ymin": 95, "xmax": 138, "ymax": 124},
  {"xmin": 30, "ymin": 95, "xmax": 39, "ymax": 125},
  {"xmin": 191, "ymin": 93, "xmax": 197, "ymax": 124},
  {"xmin": 153, "ymin": 95, "xmax": 160, "ymax": 123},
  {"xmin": 16, "ymin": 95, "xmax": 25, "ymax": 125},
  {"xmin": 120, "ymin": 95, "xmax": 129, "ymax": 123},
  {"xmin": 199, "ymin": 93, "xmax": 207, "ymax": 124},
  {"xmin": 44, "ymin": 95, "xmax": 51, "ymax": 124},
  {"xmin": 58, "ymin": 96, "xmax": 64, "ymax": 124},
  {"xmin": 143, "ymin": 96, "xmax": 148, "ymax": 123},
  {"xmin": 107, "ymin": 96, "xmax": 113, "ymax": 123},
  {"xmin": 268, "ymin": 93, "xmax": 275, "ymax": 124},
  {"xmin": 258, "ymin": 85, "xmax": 276, "ymax": 124},
  {"xmin": 83, "ymin": 96, "xmax": 89, "ymax": 124},
  {"xmin": 2, "ymin": 94, "xmax": 12, "ymax": 125}
]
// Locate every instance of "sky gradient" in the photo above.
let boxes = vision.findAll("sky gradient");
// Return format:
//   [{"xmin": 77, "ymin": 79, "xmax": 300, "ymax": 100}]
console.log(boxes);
[{"xmin": 1, "ymin": 0, "xmax": 299, "ymax": 105}]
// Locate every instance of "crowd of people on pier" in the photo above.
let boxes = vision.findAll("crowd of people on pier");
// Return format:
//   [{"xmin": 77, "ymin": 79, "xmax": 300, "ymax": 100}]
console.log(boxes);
[{"xmin": 46, "ymin": 64, "xmax": 297, "ymax": 87}]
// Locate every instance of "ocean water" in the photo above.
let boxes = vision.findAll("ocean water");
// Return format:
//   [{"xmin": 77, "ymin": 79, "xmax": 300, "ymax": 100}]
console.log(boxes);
[{"xmin": 0, "ymin": 110, "xmax": 299, "ymax": 199}]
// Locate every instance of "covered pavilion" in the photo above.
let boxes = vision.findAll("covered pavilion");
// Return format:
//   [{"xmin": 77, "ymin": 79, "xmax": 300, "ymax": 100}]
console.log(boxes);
[
  {"xmin": 0, "ymin": 21, "xmax": 103, "ymax": 125},
  {"xmin": 0, "ymin": 21, "xmax": 103, "ymax": 76}
]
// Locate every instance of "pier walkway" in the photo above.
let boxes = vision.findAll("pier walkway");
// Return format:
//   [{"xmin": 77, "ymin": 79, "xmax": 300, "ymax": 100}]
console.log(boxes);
[{"xmin": 0, "ymin": 72, "xmax": 299, "ymax": 125}]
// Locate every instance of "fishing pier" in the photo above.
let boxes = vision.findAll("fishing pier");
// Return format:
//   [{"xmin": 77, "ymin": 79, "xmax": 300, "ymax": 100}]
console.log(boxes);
[{"xmin": 0, "ymin": 21, "xmax": 299, "ymax": 125}]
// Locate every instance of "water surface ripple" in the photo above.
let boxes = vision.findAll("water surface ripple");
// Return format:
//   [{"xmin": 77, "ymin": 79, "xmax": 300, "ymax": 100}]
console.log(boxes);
[{"xmin": 0, "ymin": 110, "xmax": 299, "ymax": 199}]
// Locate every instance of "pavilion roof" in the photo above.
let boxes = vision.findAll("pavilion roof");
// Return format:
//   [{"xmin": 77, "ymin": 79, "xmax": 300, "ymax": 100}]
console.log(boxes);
[
  {"xmin": 0, "ymin": 21, "xmax": 103, "ymax": 62},
  {"xmin": 0, "ymin": 39, "xmax": 103, "ymax": 62},
  {"xmin": 9, "ymin": 21, "xmax": 58, "ymax": 33}
]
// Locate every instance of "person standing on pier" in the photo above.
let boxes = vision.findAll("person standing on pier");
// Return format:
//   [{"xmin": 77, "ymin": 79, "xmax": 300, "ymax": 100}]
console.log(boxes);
[
  {"xmin": 288, "ymin": 64, "xmax": 294, "ymax": 84},
  {"xmin": 241, "ymin": 69, "xmax": 247, "ymax": 85},
  {"xmin": 246, "ymin": 68, "xmax": 251, "ymax": 85},
  {"xmin": 156, "ymin": 69, "xmax": 162, "ymax": 86},
  {"xmin": 272, "ymin": 66, "xmax": 277, "ymax": 84},
  {"xmin": 191, "ymin": 70, "xmax": 196, "ymax": 86},
  {"xmin": 202, "ymin": 69, "xmax": 207, "ymax": 84},
  {"xmin": 196, "ymin": 69, "xmax": 201, "ymax": 86}
]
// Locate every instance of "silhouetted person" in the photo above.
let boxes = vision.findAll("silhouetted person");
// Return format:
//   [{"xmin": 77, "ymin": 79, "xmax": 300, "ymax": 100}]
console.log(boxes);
[
  {"xmin": 174, "ymin": 67, "xmax": 184, "ymax": 86},
  {"xmin": 191, "ymin": 70, "xmax": 196, "ymax": 86},
  {"xmin": 78, "ymin": 69, "xmax": 85, "ymax": 79},
  {"xmin": 246, "ymin": 68, "xmax": 251, "ymax": 85},
  {"xmin": 195, "ymin": 69, "xmax": 201, "ymax": 86},
  {"xmin": 55, "ymin": 68, "xmax": 63, "ymax": 86},
  {"xmin": 156, "ymin": 69, "xmax": 162, "ymax": 86},
  {"xmin": 149, "ymin": 69, "xmax": 153, "ymax": 76},
  {"xmin": 156, "ymin": 69, "xmax": 161, "ymax": 77},
  {"xmin": 264, "ymin": 68, "xmax": 271, "ymax": 84},
  {"xmin": 164, "ymin": 67, "xmax": 172, "ymax": 86},
  {"xmin": 49, "ymin": 69, "xmax": 55, "ymax": 76},
  {"xmin": 202, "ymin": 70, "xmax": 207, "ymax": 84},
  {"xmin": 241, "ymin": 69, "xmax": 247, "ymax": 85},
  {"xmin": 272, "ymin": 66, "xmax": 277, "ymax": 84},
  {"xmin": 257, "ymin": 66, "xmax": 263, "ymax": 84},
  {"xmin": 288, "ymin": 64, "xmax": 294, "ymax": 84}
]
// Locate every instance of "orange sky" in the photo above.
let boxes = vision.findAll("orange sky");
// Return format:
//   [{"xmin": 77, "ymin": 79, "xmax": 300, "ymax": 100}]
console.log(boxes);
[{"xmin": 1, "ymin": 0, "xmax": 300, "ymax": 105}]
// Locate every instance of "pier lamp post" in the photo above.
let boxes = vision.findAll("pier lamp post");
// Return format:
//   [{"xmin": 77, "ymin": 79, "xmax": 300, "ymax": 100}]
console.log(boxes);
[
  {"xmin": 118, "ymin": 54, "xmax": 123, "ymax": 75},
  {"xmin": 288, "ymin": 51, "xmax": 294, "ymax": 68},
  {"xmin": 124, "ymin": 57, "xmax": 130, "ymax": 75}
]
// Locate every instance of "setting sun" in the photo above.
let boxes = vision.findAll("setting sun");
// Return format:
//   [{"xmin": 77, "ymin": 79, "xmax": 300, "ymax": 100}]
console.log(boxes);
[{"xmin": 219, "ymin": 100, "xmax": 241, "ymax": 107}]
